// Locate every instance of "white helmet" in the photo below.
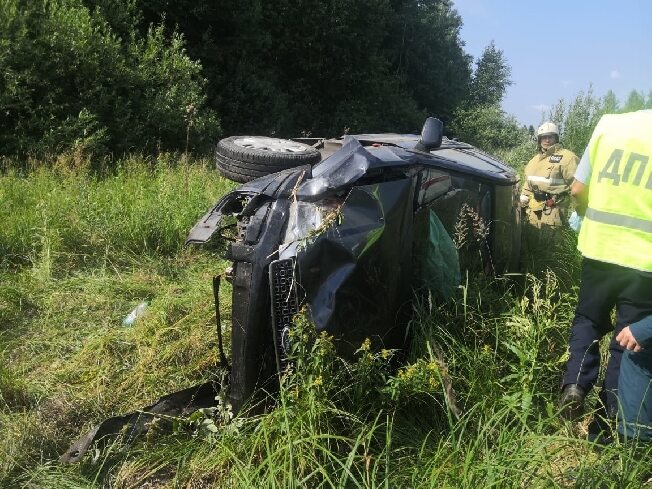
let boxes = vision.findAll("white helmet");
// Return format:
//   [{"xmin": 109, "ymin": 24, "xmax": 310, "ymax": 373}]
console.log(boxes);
[{"xmin": 536, "ymin": 122, "xmax": 559, "ymax": 138}]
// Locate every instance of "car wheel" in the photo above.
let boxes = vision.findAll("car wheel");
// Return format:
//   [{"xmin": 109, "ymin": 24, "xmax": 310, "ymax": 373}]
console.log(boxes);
[{"xmin": 216, "ymin": 136, "xmax": 321, "ymax": 183}]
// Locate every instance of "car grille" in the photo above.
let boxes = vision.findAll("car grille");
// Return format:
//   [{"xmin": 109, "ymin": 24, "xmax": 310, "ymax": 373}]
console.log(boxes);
[{"xmin": 269, "ymin": 258, "xmax": 299, "ymax": 369}]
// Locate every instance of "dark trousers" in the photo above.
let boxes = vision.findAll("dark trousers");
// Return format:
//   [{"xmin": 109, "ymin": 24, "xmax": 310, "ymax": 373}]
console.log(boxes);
[{"xmin": 562, "ymin": 259, "xmax": 652, "ymax": 413}]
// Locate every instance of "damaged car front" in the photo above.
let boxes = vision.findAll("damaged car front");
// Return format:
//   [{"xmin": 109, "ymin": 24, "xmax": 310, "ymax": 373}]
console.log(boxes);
[{"xmin": 186, "ymin": 118, "xmax": 522, "ymax": 413}]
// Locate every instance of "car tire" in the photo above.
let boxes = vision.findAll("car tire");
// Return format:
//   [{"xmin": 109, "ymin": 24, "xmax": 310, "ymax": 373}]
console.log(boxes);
[{"xmin": 216, "ymin": 136, "xmax": 321, "ymax": 183}]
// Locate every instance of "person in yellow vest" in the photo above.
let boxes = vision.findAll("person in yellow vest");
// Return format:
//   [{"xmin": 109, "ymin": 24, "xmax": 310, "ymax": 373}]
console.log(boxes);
[
  {"xmin": 520, "ymin": 122, "xmax": 579, "ymax": 228},
  {"xmin": 559, "ymin": 111, "xmax": 652, "ymax": 439}
]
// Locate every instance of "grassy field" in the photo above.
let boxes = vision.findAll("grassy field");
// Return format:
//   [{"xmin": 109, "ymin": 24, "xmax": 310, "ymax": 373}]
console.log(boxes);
[{"xmin": 1, "ymin": 154, "xmax": 651, "ymax": 488}]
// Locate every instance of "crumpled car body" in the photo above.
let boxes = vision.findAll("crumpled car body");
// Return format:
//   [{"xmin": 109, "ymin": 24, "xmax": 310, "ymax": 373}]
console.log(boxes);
[{"xmin": 187, "ymin": 132, "xmax": 521, "ymax": 412}]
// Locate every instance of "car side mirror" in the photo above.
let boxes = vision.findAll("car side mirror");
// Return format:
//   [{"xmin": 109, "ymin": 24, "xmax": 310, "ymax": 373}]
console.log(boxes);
[{"xmin": 415, "ymin": 117, "xmax": 443, "ymax": 152}]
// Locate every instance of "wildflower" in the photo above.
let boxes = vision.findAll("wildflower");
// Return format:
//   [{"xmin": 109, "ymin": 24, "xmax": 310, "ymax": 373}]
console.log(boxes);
[
  {"xmin": 401, "ymin": 364, "xmax": 416, "ymax": 380},
  {"xmin": 317, "ymin": 331, "xmax": 334, "ymax": 356},
  {"xmin": 313, "ymin": 375, "xmax": 323, "ymax": 387},
  {"xmin": 381, "ymin": 349, "xmax": 391, "ymax": 360}
]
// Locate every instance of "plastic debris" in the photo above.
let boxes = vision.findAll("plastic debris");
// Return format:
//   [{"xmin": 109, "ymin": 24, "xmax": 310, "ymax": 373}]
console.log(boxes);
[
  {"xmin": 568, "ymin": 211, "xmax": 583, "ymax": 233},
  {"xmin": 122, "ymin": 301, "xmax": 148, "ymax": 326}
]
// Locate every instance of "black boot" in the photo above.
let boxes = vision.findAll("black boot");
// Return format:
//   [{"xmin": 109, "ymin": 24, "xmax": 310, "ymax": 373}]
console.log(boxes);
[{"xmin": 559, "ymin": 384, "xmax": 586, "ymax": 421}]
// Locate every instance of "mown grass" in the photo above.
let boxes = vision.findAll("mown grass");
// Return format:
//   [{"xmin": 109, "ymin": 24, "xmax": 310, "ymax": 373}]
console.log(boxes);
[{"xmin": 1, "ymin": 155, "xmax": 651, "ymax": 488}]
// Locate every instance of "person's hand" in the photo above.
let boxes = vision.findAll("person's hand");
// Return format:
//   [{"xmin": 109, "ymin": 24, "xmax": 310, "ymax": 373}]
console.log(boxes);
[{"xmin": 616, "ymin": 326, "xmax": 642, "ymax": 352}]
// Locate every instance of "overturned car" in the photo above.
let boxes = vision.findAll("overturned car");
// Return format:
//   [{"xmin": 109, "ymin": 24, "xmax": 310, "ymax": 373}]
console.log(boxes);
[
  {"xmin": 187, "ymin": 117, "xmax": 522, "ymax": 413},
  {"xmin": 61, "ymin": 118, "xmax": 521, "ymax": 463}
]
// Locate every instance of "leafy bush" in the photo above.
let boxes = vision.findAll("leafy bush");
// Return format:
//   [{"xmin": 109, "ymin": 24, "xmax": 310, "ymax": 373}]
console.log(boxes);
[
  {"xmin": 0, "ymin": 0, "xmax": 219, "ymax": 156},
  {"xmin": 448, "ymin": 104, "xmax": 529, "ymax": 153}
]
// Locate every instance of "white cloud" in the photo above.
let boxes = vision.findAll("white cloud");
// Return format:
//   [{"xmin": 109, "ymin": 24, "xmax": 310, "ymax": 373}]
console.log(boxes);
[
  {"xmin": 562, "ymin": 80, "xmax": 574, "ymax": 87},
  {"xmin": 532, "ymin": 104, "xmax": 550, "ymax": 113},
  {"xmin": 610, "ymin": 70, "xmax": 622, "ymax": 79}
]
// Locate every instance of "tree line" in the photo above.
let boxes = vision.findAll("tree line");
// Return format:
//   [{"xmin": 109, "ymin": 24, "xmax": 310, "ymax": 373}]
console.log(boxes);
[
  {"xmin": 2, "ymin": 0, "xmax": 649, "ymax": 159},
  {"xmin": 1, "ymin": 0, "xmax": 517, "ymax": 157}
]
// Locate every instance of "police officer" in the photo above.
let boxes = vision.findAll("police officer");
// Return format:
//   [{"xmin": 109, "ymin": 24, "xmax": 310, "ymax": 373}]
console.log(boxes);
[
  {"xmin": 520, "ymin": 122, "xmax": 578, "ymax": 228},
  {"xmin": 560, "ymin": 111, "xmax": 652, "ymax": 429}
]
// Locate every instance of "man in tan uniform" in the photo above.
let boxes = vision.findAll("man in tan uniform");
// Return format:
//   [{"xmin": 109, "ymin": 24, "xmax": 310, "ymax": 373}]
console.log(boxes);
[{"xmin": 520, "ymin": 122, "xmax": 579, "ymax": 228}]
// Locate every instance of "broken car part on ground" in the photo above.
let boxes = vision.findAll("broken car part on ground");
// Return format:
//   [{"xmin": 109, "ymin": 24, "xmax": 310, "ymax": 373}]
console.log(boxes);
[{"xmin": 63, "ymin": 118, "xmax": 521, "ymax": 462}]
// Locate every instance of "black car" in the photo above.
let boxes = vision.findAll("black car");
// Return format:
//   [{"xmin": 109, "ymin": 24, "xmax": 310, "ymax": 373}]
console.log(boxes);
[
  {"xmin": 61, "ymin": 118, "xmax": 522, "ymax": 463},
  {"xmin": 186, "ymin": 118, "xmax": 522, "ymax": 413}
]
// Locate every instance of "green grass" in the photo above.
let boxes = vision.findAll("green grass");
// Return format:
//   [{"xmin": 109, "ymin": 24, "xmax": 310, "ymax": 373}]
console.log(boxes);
[{"xmin": 1, "ymin": 156, "xmax": 651, "ymax": 488}]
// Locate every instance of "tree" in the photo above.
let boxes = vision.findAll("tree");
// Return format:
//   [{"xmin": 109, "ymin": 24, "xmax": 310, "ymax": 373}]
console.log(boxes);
[
  {"xmin": 467, "ymin": 41, "xmax": 512, "ymax": 107},
  {"xmin": 547, "ymin": 87, "xmax": 603, "ymax": 155},
  {"xmin": 562, "ymin": 89, "xmax": 603, "ymax": 155},
  {"xmin": 132, "ymin": 0, "xmax": 287, "ymax": 135},
  {"xmin": 623, "ymin": 89, "xmax": 645, "ymax": 113},
  {"xmin": 130, "ymin": 0, "xmax": 473, "ymax": 135},
  {"xmin": 645, "ymin": 90, "xmax": 652, "ymax": 109},
  {"xmin": 385, "ymin": 0, "xmax": 472, "ymax": 124},
  {"xmin": 260, "ymin": 0, "xmax": 414, "ymax": 135},
  {"xmin": 601, "ymin": 90, "xmax": 619, "ymax": 114}
]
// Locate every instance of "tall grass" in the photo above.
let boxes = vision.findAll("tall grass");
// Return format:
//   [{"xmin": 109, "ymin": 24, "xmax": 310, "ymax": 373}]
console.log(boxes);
[
  {"xmin": 1, "ymin": 157, "xmax": 651, "ymax": 488},
  {"xmin": 0, "ymin": 154, "xmax": 231, "ymax": 269},
  {"xmin": 0, "ymin": 156, "xmax": 234, "ymax": 486}
]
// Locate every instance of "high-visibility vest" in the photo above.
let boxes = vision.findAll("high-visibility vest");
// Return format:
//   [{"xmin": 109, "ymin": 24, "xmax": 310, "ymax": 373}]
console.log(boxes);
[{"xmin": 577, "ymin": 111, "xmax": 652, "ymax": 271}]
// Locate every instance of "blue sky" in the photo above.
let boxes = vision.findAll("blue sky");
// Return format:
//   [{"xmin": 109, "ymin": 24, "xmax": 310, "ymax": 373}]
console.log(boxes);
[{"xmin": 453, "ymin": 0, "xmax": 652, "ymax": 127}]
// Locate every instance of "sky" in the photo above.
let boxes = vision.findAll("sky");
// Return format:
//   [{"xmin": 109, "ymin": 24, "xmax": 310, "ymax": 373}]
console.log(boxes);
[{"xmin": 453, "ymin": 0, "xmax": 652, "ymax": 127}]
